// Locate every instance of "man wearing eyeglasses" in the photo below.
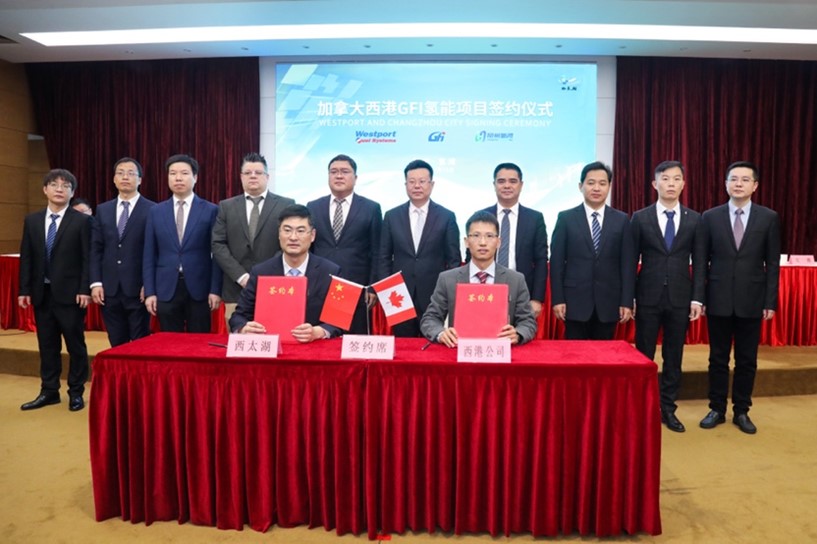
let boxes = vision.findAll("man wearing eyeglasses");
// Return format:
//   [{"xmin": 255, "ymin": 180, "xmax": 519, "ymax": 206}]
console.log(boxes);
[
  {"xmin": 420, "ymin": 210, "xmax": 537, "ymax": 347},
  {"xmin": 229, "ymin": 204, "xmax": 341, "ymax": 342},
  {"xmin": 90, "ymin": 157, "xmax": 156, "ymax": 346},
  {"xmin": 19, "ymin": 169, "xmax": 92, "ymax": 412},
  {"xmin": 212, "ymin": 152, "xmax": 295, "ymax": 326},
  {"xmin": 378, "ymin": 159, "xmax": 461, "ymax": 337},
  {"xmin": 307, "ymin": 154, "xmax": 382, "ymax": 334}
]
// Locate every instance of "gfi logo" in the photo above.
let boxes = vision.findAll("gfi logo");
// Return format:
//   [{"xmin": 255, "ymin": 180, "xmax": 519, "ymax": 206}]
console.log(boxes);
[{"xmin": 428, "ymin": 131, "xmax": 446, "ymax": 142}]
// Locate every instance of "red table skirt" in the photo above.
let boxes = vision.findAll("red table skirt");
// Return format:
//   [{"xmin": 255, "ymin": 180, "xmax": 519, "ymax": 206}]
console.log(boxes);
[{"xmin": 89, "ymin": 334, "xmax": 662, "ymax": 538}]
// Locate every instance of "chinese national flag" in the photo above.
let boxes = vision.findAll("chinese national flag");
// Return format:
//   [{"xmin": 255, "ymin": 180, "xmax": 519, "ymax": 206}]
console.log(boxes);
[
  {"xmin": 371, "ymin": 271, "xmax": 416, "ymax": 327},
  {"xmin": 320, "ymin": 275, "xmax": 364, "ymax": 330}
]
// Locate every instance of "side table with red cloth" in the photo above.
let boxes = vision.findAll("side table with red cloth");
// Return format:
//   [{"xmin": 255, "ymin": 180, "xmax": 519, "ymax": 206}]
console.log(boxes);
[{"xmin": 89, "ymin": 334, "xmax": 662, "ymax": 538}]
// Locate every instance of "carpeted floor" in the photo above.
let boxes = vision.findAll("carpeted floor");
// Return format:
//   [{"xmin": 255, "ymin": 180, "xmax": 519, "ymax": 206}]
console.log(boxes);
[{"xmin": 1, "ymin": 372, "xmax": 815, "ymax": 543}]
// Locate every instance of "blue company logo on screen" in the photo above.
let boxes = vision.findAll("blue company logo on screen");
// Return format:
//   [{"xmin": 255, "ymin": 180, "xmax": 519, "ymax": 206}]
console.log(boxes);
[
  {"xmin": 559, "ymin": 75, "xmax": 580, "ymax": 91},
  {"xmin": 428, "ymin": 131, "xmax": 446, "ymax": 142},
  {"xmin": 354, "ymin": 130, "xmax": 397, "ymax": 144},
  {"xmin": 474, "ymin": 130, "xmax": 514, "ymax": 143}
]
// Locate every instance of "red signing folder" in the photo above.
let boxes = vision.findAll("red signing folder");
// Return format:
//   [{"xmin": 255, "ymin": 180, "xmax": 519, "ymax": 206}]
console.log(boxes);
[
  {"xmin": 453, "ymin": 283, "xmax": 508, "ymax": 338},
  {"xmin": 254, "ymin": 275, "xmax": 307, "ymax": 343}
]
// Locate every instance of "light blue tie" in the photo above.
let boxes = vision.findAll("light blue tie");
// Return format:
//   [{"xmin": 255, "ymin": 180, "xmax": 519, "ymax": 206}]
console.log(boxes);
[{"xmin": 287, "ymin": 269, "xmax": 301, "ymax": 277}]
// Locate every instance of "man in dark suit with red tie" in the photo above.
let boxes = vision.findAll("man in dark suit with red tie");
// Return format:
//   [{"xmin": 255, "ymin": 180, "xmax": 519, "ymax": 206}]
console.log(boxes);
[
  {"xmin": 470, "ymin": 162, "xmax": 548, "ymax": 318},
  {"xmin": 378, "ymin": 159, "xmax": 461, "ymax": 337},
  {"xmin": 19, "ymin": 169, "xmax": 92, "ymax": 412},
  {"xmin": 699, "ymin": 161, "xmax": 780, "ymax": 434},
  {"xmin": 143, "ymin": 154, "xmax": 222, "ymax": 332},
  {"xmin": 549, "ymin": 161, "xmax": 636, "ymax": 339},
  {"xmin": 307, "ymin": 154, "xmax": 382, "ymax": 334},
  {"xmin": 90, "ymin": 157, "xmax": 156, "ymax": 346},
  {"xmin": 631, "ymin": 161, "xmax": 706, "ymax": 432}
]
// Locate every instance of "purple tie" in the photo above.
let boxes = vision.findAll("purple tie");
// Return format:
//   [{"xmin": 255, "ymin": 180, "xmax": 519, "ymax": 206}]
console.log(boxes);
[{"xmin": 733, "ymin": 209, "xmax": 745, "ymax": 249}]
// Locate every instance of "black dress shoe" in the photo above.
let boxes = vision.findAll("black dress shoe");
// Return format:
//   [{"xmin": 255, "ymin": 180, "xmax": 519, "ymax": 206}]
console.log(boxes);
[
  {"xmin": 20, "ymin": 392, "xmax": 61, "ymax": 411},
  {"xmin": 699, "ymin": 410, "xmax": 726, "ymax": 429},
  {"xmin": 733, "ymin": 413, "xmax": 757, "ymax": 434},
  {"xmin": 661, "ymin": 411, "xmax": 686, "ymax": 433},
  {"xmin": 69, "ymin": 395, "xmax": 85, "ymax": 412}
]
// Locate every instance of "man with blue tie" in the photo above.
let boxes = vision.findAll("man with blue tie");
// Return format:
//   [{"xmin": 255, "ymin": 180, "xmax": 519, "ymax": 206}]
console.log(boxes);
[
  {"xmin": 143, "ymin": 154, "xmax": 222, "ymax": 332},
  {"xmin": 19, "ymin": 169, "xmax": 92, "ymax": 411},
  {"xmin": 90, "ymin": 158, "xmax": 156, "ymax": 346},
  {"xmin": 631, "ymin": 161, "xmax": 706, "ymax": 432},
  {"xmin": 378, "ymin": 159, "xmax": 461, "ymax": 337},
  {"xmin": 699, "ymin": 161, "xmax": 780, "ymax": 434},
  {"xmin": 549, "ymin": 161, "xmax": 636, "ymax": 340}
]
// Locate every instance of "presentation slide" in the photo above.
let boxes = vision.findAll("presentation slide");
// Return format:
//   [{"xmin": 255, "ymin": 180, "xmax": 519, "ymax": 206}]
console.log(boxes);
[{"xmin": 275, "ymin": 62, "xmax": 597, "ymax": 245}]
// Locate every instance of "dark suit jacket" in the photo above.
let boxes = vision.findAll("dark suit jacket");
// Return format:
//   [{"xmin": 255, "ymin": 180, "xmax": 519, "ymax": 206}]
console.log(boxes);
[
  {"xmin": 549, "ymin": 204, "xmax": 636, "ymax": 322},
  {"xmin": 419, "ymin": 264, "xmax": 538, "ymax": 344},
  {"xmin": 701, "ymin": 203, "xmax": 780, "ymax": 318},
  {"xmin": 212, "ymin": 191, "xmax": 295, "ymax": 302},
  {"xmin": 229, "ymin": 252, "xmax": 341, "ymax": 337},
  {"xmin": 143, "ymin": 195, "xmax": 222, "ymax": 302},
  {"xmin": 307, "ymin": 193, "xmax": 382, "ymax": 286},
  {"xmin": 377, "ymin": 200, "xmax": 461, "ymax": 315},
  {"xmin": 91, "ymin": 195, "xmax": 156, "ymax": 298},
  {"xmin": 19, "ymin": 207, "xmax": 91, "ymax": 306},
  {"xmin": 631, "ymin": 204, "xmax": 706, "ymax": 308},
  {"xmin": 466, "ymin": 204, "xmax": 549, "ymax": 301}
]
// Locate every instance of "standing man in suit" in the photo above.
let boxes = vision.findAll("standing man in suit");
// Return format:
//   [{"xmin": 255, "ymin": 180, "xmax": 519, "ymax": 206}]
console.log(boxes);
[
  {"xmin": 421, "ymin": 211, "xmax": 537, "ymax": 346},
  {"xmin": 229, "ymin": 204, "xmax": 341, "ymax": 342},
  {"xmin": 143, "ymin": 154, "xmax": 222, "ymax": 333},
  {"xmin": 307, "ymin": 154, "xmax": 382, "ymax": 334},
  {"xmin": 550, "ymin": 161, "xmax": 636, "ymax": 339},
  {"xmin": 19, "ymin": 169, "xmax": 91, "ymax": 412},
  {"xmin": 470, "ymin": 162, "xmax": 548, "ymax": 318},
  {"xmin": 631, "ymin": 160, "xmax": 706, "ymax": 432},
  {"xmin": 699, "ymin": 161, "xmax": 780, "ymax": 435},
  {"xmin": 212, "ymin": 152, "xmax": 294, "ymax": 326},
  {"xmin": 90, "ymin": 157, "xmax": 156, "ymax": 346},
  {"xmin": 379, "ymin": 159, "xmax": 461, "ymax": 337}
]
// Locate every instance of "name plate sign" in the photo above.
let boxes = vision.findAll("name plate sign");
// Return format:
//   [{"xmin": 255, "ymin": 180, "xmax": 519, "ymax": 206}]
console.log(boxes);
[
  {"xmin": 341, "ymin": 334, "xmax": 395, "ymax": 360},
  {"xmin": 457, "ymin": 338, "xmax": 512, "ymax": 363},
  {"xmin": 227, "ymin": 334, "xmax": 281, "ymax": 358}
]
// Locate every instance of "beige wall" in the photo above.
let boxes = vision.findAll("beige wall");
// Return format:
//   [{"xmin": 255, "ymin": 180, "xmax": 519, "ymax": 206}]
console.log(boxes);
[{"xmin": 0, "ymin": 59, "xmax": 43, "ymax": 254}]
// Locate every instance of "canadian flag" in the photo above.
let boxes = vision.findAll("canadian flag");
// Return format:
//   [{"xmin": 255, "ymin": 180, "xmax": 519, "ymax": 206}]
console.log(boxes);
[{"xmin": 371, "ymin": 271, "xmax": 417, "ymax": 327}]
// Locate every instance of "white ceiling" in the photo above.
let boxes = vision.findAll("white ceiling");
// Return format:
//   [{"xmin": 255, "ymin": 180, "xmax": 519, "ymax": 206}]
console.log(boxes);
[{"xmin": 1, "ymin": 0, "xmax": 817, "ymax": 63}]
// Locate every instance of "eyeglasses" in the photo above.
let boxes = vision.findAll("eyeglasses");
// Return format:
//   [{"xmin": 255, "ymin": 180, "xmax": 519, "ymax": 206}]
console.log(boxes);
[
  {"xmin": 115, "ymin": 170, "xmax": 139, "ymax": 177},
  {"xmin": 467, "ymin": 233, "xmax": 499, "ymax": 241},
  {"xmin": 727, "ymin": 177, "xmax": 755, "ymax": 184},
  {"xmin": 280, "ymin": 226, "xmax": 313, "ymax": 237},
  {"xmin": 241, "ymin": 170, "xmax": 267, "ymax": 176},
  {"xmin": 47, "ymin": 181, "xmax": 73, "ymax": 191}
]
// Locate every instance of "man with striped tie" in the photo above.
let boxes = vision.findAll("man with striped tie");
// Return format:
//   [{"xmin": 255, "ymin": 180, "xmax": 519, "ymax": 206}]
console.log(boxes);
[
  {"xmin": 19, "ymin": 169, "xmax": 92, "ymax": 411},
  {"xmin": 549, "ymin": 161, "xmax": 636, "ymax": 340}
]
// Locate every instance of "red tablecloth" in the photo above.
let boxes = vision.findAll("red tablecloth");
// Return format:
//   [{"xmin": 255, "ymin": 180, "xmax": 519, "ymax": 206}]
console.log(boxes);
[
  {"xmin": 89, "ymin": 333, "xmax": 662, "ymax": 538},
  {"xmin": 0, "ymin": 254, "xmax": 226, "ymax": 334}
]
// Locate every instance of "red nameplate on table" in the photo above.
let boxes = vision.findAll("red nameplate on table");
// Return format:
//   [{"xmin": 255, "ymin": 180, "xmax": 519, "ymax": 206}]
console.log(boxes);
[
  {"xmin": 453, "ymin": 283, "xmax": 508, "ymax": 338},
  {"xmin": 255, "ymin": 275, "xmax": 307, "ymax": 343}
]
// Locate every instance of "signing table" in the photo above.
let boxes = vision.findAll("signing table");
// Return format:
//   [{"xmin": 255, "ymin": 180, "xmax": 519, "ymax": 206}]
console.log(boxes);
[{"xmin": 89, "ymin": 333, "xmax": 662, "ymax": 538}]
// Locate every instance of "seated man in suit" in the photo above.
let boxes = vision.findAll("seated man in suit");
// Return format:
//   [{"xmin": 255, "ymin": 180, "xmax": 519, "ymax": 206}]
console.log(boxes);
[
  {"xmin": 420, "ymin": 211, "xmax": 537, "ymax": 347},
  {"xmin": 550, "ymin": 161, "xmax": 636, "ymax": 340},
  {"xmin": 229, "ymin": 204, "xmax": 341, "ymax": 342}
]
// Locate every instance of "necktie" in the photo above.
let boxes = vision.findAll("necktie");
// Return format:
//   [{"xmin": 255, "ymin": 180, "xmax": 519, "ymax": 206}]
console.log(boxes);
[
  {"xmin": 176, "ymin": 200, "xmax": 186, "ymax": 243},
  {"xmin": 591, "ymin": 211, "xmax": 601, "ymax": 254},
  {"xmin": 46, "ymin": 213, "xmax": 59, "ymax": 261},
  {"xmin": 733, "ymin": 209, "xmax": 745, "ymax": 249},
  {"xmin": 248, "ymin": 195, "xmax": 263, "ymax": 245},
  {"xmin": 413, "ymin": 208, "xmax": 425, "ymax": 252},
  {"xmin": 497, "ymin": 208, "xmax": 511, "ymax": 267},
  {"xmin": 287, "ymin": 269, "xmax": 301, "ymax": 277},
  {"xmin": 332, "ymin": 198, "xmax": 345, "ymax": 241},
  {"xmin": 664, "ymin": 210, "xmax": 676, "ymax": 251},
  {"xmin": 118, "ymin": 201, "xmax": 130, "ymax": 240},
  {"xmin": 476, "ymin": 271, "xmax": 489, "ymax": 284}
]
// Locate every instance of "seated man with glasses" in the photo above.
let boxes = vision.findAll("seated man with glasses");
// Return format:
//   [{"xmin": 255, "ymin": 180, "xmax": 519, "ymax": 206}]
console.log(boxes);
[
  {"xmin": 420, "ymin": 210, "xmax": 537, "ymax": 347},
  {"xmin": 229, "ymin": 204, "xmax": 341, "ymax": 342}
]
